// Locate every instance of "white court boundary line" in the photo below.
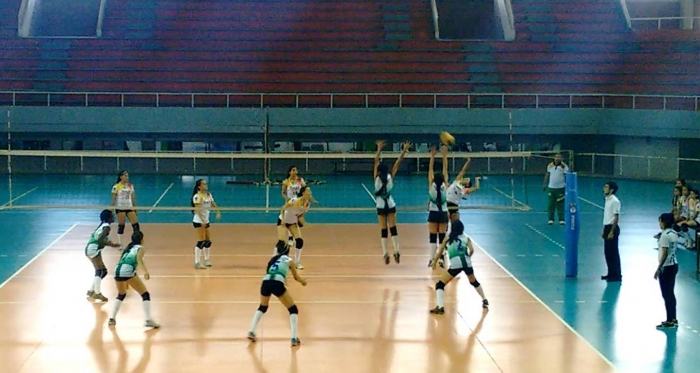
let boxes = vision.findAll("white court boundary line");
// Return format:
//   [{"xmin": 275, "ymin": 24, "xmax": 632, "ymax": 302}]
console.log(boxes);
[
  {"xmin": 469, "ymin": 237, "xmax": 619, "ymax": 372},
  {"xmin": 149, "ymin": 182, "xmax": 174, "ymax": 213},
  {"xmin": 525, "ymin": 224, "xmax": 565, "ymax": 250},
  {"xmin": 0, "ymin": 223, "xmax": 78, "ymax": 290},
  {"xmin": 579, "ymin": 196, "xmax": 604, "ymax": 210},
  {"xmin": 0, "ymin": 186, "xmax": 38, "ymax": 208},
  {"xmin": 491, "ymin": 186, "xmax": 531, "ymax": 211}
]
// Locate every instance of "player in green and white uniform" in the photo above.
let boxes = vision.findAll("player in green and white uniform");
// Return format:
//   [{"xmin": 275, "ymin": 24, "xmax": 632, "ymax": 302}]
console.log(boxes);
[
  {"xmin": 248, "ymin": 241, "xmax": 307, "ymax": 347},
  {"xmin": 429, "ymin": 220, "xmax": 489, "ymax": 314},
  {"xmin": 108, "ymin": 231, "xmax": 160, "ymax": 329},
  {"xmin": 85, "ymin": 209, "xmax": 120, "ymax": 302}
]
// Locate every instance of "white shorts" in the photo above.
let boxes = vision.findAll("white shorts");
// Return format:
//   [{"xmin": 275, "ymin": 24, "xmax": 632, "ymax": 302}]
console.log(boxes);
[{"xmin": 85, "ymin": 244, "xmax": 101, "ymax": 259}]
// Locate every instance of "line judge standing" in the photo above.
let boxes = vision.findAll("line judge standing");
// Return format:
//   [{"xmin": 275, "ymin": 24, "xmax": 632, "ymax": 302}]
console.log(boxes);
[
  {"xmin": 542, "ymin": 153, "xmax": 569, "ymax": 225},
  {"xmin": 601, "ymin": 181, "xmax": 622, "ymax": 282}
]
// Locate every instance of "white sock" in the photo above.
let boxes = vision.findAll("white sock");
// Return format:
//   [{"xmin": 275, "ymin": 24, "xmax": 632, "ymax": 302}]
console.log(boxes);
[
  {"xmin": 295, "ymin": 248, "xmax": 302, "ymax": 263},
  {"xmin": 93, "ymin": 276, "xmax": 101, "ymax": 293},
  {"xmin": 142, "ymin": 300, "xmax": 152, "ymax": 320},
  {"xmin": 436, "ymin": 289, "xmax": 444, "ymax": 308},
  {"xmin": 110, "ymin": 299, "xmax": 123, "ymax": 319},
  {"xmin": 290, "ymin": 313, "xmax": 298, "ymax": 339},
  {"xmin": 250, "ymin": 310, "xmax": 264, "ymax": 333},
  {"xmin": 194, "ymin": 246, "xmax": 200, "ymax": 264},
  {"xmin": 475, "ymin": 285, "xmax": 486, "ymax": 300},
  {"xmin": 391, "ymin": 235, "xmax": 400, "ymax": 253},
  {"xmin": 204, "ymin": 246, "xmax": 211, "ymax": 261},
  {"xmin": 381, "ymin": 238, "xmax": 388, "ymax": 255},
  {"xmin": 430, "ymin": 242, "xmax": 438, "ymax": 259}
]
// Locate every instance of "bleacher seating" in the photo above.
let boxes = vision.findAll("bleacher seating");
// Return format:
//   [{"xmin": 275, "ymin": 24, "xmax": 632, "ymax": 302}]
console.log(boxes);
[{"xmin": 1, "ymin": 0, "xmax": 699, "ymax": 102}]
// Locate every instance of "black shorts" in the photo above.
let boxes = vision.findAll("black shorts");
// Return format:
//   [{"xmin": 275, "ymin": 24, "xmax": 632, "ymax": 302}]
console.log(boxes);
[
  {"xmin": 115, "ymin": 276, "xmax": 133, "ymax": 282},
  {"xmin": 193, "ymin": 222, "xmax": 211, "ymax": 228},
  {"xmin": 428, "ymin": 211, "xmax": 449, "ymax": 224},
  {"xmin": 115, "ymin": 209, "xmax": 133, "ymax": 214},
  {"xmin": 447, "ymin": 266, "xmax": 474, "ymax": 277},
  {"xmin": 277, "ymin": 218, "xmax": 296, "ymax": 228},
  {"xmin": 447, "ymin": 202, "xmax": 459, "ymax": 216},
  {"xmin": 260, "ymin": 279, "xmax": 287, "ymax": 297},
  {"xmin": 377, "ymin": 206, "xmax": 397, "ymax": 216}
]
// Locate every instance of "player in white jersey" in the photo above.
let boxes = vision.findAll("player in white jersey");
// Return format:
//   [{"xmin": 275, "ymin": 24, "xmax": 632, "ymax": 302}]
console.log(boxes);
[
  {"xmin": 373, "ymin": 140, "xmax": 410, "ymax": 265},
  {"xmin": 429, "ymin": 220, "xmax": 489, "ymax": 314},
  {"xmin": 191, "ymin": 179, "xmax": 221, "ymax": 269},
  {"xmin": 110, "ymin": 170, "xmax": 140, "ymax": 248},
  {"xmin": 281, "ymin": 166, "xmax": 318, "ymax": 242},
  {"xmin": 277, "ymin": 186, "xmax": 313, "ymax": 269},
  {"xmin": 655, "ymin": 212, "xmax": 679, "ymax": 329},
  {"xmin": 248, "ymin": 241, "xmax": 307, "ymax": 347},
  {"xmin": 107, "ymin": 231, "xmax": 160, "ymax": 328},
  {"xmin": 427, "ymin": 145, "xmax": 450, "ymax": 267},
  {"xmin": 85, "ymin": 209, "xmax": 121, "ymax": 302},
  {"xmin": 446, "ymin": 158, "xmax": 475, "ymax": 221}
]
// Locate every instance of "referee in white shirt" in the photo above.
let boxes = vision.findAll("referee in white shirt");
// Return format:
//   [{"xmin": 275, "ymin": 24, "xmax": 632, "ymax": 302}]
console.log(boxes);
[
  {"xmin": 542, "ymin": 153, "xmax": 569, "ymax": 225},
  {"xmin": 601, "ymin": 181, "xmax": 622, "ymax": 282},
  {"xmin": 655, "ymin": 212, "xmax": 679, "ymax": 329}
]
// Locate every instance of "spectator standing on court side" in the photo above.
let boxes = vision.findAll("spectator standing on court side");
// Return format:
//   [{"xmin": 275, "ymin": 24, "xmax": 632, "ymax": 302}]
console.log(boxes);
[
  {"xmin": 542, "ymin": 153, "xmax": 569, "ymax": 225},
  {"xmin": 601, "ymin": 181, "xmax": 622, "ymax": 282}
]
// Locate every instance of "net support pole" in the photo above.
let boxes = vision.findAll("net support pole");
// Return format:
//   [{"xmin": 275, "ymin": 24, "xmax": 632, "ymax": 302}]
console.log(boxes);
[{"xmin": 564, "ymin": 172, "xmax": 579, "ymax": 277}]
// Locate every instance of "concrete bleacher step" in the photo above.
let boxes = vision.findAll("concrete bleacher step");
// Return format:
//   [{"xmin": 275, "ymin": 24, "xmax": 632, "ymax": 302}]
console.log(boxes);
[
  {"xmin": 528, "ymin": 24, "xmax": 558, "ymax": 33},
  {"xmin": 464, "ymin": 53, "xmax": 495, "ymax": 62},
  {"xmin": 37, "ymin": 61, "xmax": 68, "ymax": 70},
  {"xmin": 32, "ymin": 83, "xmax": 65, "ymax": 91},
  {"xmin": 468, "ymin": 65, "xmax": 498, "ymax": 73},
  {"xmin": 380, "ymin": 3, "xmax": 409, "ymax": 12},
  {"xmin": 382, "ymin": 14, "xmax": 410, "ymax": 22},
  {"xmin": 468, "ymin": 74, "xmax": 500, "ymax": 83},
  {"xmin": 463, "ymin": 44, "xmax": 493, "ymax": 52},
  {"xmin": 36, "ymin": 71, "xmax": 66, "ymax": 80},
  {"xmin": 522, "ymin": 14, "xmax": 555, "ymax": 22},
  {"xmin": 384, "ymin": 23, "xmax": 411, "ymax": 32},
  {"xmin": 39, "ymin": 50, "xmax": 69, "ymax": 59},
  {"xmin": 385, "ymin": 33, "xmax": 411, "ymax": 41}
]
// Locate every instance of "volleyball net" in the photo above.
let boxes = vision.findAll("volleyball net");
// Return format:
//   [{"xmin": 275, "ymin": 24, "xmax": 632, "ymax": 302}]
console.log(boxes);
[{"xmin": 0, "ymin": 148, "xmax": 572, "ymax": 214}]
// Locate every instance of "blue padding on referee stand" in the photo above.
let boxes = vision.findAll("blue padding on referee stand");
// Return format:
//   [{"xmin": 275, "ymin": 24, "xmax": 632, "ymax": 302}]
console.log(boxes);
[{"xmin": 565, "ymin": 172, "xmax": 579, "ymax": 278}]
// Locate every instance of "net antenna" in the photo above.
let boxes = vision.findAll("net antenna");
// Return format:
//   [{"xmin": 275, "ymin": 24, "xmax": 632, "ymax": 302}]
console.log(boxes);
[
  {"xmin": 5, "ymin": 109, "xmax": 11, "ymax": 207},
  {"xmin": 509, "ymin": 110, "xmax": 515, "ymax": 210}
]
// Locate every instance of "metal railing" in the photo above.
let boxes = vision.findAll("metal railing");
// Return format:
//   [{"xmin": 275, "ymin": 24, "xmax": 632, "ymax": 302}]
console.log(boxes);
[
  {"xmin": 629, "ymin": 16, "xmax": 700, "ymax": 30},
  {"xmin": 2, "ymin": 91, "xmax": 699, "ymax": 111},
  {"xmin": 574, "ymin": 153, "xmax": 700, "ymax": 182}
]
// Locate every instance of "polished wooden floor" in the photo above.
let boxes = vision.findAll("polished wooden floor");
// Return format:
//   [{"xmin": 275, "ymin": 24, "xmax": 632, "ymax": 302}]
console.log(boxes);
[{"xmin": 0, "ymin": 223, "xmax": 616, "ymax": 373}]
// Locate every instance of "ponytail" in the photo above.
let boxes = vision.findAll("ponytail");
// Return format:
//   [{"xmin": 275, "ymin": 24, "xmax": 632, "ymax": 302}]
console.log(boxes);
[
  {"xmin": 448, "ymin": 220, "xmax": 465, "ymax": 243},
  {"xmin": 267, "ymin": 241, "xmax": 289, "ymax": 271},
  {"xmin": 191, "ymin": 179, "xmax": 203, "ymax": 213},
  {"xmin": 122, "ymin": 231, "xmax": 144, "ymax": 257},
  {"xmin": 375, "ymin": 164, "xmax": 389, "ymax": 197},
  {"xmin": 434, "ymin": 173, "xmax": 445, "ymax": 211}
]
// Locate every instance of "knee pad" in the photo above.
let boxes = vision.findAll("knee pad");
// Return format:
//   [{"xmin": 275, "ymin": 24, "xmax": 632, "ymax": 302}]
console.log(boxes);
[
  {"xmin": 204, "ymin": 240, "xmax": 212, "ymax": 248},
  {"xmin": 132, "ymin": 223, "xmax": 140, "ymax": 232},
  {"xmin": 95, "ymin": 268, "xmax": 107, "ymax": 279},
  {"xmin": 390, "ymin": 226, "xmax": 398, "ymax": 236},
  {"xmin": 438, "ymin": 233, "xmax": 446, "ymax": 243},
  {"xmin": 429, "ymin": 233, "xmax": 437, "ymax": 244},
  {"xmin": 436, "ymin": 281, "xmax": 445, "ymax": 290},
  {"xmin": 288, "ymin": 305, "xmax": 299, "ymax": 315},
  {"xmin": 381, "ymin": 228, "xmax": 388, "ymax": 238},
  {"xmin": 295, "ymin": 238, "xmax": 304, "ymax": 250},
  {"xmin": 258, "ymin": 305, "xmax": 269, "ymax": 313},
  {"xmin": 118, "ymin": 225, "xmax": 125, "ymax": 234},
  {"xmin": 470, "ymin": 280, "xmax": 481, "ymax": 288},
  {"xmin": 116, "ymin": 293, "xmax": 126, "ymax": 301},
  {"xmin": 141, "ymin": 292, "xmax": 151, "ymax": 301},
  {"xmin": 196, "ymin": 240, "xmax": 205, "ymax": 249}
]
